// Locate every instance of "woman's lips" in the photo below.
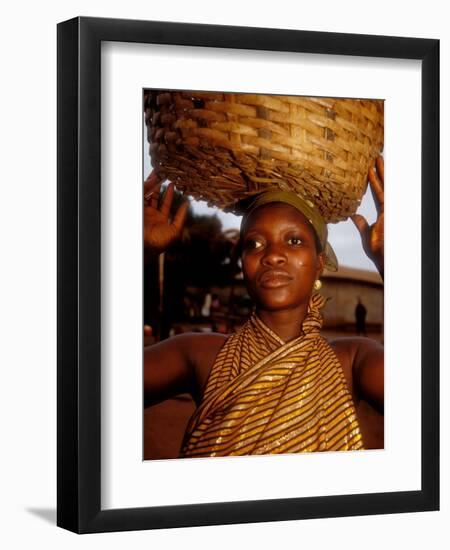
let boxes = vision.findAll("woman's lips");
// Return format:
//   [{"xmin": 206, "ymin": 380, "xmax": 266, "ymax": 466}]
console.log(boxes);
[{"xmin": 259, "ymin": 270, "xmax": 293, "ymax": 288}]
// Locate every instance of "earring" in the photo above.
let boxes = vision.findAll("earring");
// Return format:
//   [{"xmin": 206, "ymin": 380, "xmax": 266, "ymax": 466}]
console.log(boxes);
[{"xmin": 313, "ymin": 279, "xmax": 322, "ymax": 291}]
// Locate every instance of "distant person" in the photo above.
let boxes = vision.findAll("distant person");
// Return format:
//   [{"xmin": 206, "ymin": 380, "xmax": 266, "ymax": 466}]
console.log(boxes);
[
  {"xmin": 211, "ymin": 293, "xmax": 221, "ymax": 312},
  {"xmin": 201, "ymin": 292, "xmax": 212, "ymax": 317},
  {"xmin": 355, "ymin": 297, "xmax": 367, "ymax": 336}
]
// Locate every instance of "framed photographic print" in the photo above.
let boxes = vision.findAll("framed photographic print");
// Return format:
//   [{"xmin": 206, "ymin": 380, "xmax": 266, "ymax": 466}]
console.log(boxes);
[{"xmin": 57, "ymin": 16, "xmax": 439, "ymax": 533}]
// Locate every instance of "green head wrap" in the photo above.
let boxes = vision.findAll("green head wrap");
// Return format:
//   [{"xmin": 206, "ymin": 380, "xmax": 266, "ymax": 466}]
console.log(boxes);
[{"xmin": 237, "ymin": 189, "xmax": 338, "ymax": 272}]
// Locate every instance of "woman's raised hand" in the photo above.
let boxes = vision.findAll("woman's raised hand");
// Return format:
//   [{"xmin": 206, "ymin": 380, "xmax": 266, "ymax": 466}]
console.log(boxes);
[
  {"xmin": 351, "ymin": 156, "xmax": 384, "ymax": 279},
  {"xmin": 144, "ymin": 171, "xmax": 189, "ymax": 255}
]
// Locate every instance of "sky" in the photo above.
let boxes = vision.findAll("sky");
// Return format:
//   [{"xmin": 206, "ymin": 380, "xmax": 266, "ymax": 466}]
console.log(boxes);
[{"xmin": 143, "ymin": 132, "xmax": 379, "ymax": 273}]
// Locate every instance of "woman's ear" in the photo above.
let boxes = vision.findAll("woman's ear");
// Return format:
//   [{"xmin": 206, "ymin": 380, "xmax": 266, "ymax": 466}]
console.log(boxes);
[{"xmin": 316, "ymin": 252, "xmax": 325, "ymax": 280}]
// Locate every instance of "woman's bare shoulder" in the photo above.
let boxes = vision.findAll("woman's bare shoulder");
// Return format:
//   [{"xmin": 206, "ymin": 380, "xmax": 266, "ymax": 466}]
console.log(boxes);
[
  {"xmin": 168, "ymin": 331, "xmax": 229, "ymax": 354},
  {"xmin": 328, "ymin": 336, "xmax": 384, "ymax": 412},
  {"xmin": 328, "ymin": 336, "xmax": 383, "ymax": 354},
  {"xmin": 328, "ymin": 336, "xmax": 383, "ymax": 370},
  {"xmin": 147, "ymin": 331, "xmax": 228, "ymax": 352},
  {"xmin": 173, "ymin": 332, "xmax": 229, "ymax": 401},
  {"xmin": 144, "ymin": 332, "xmax": 229, "ymax": 407}
]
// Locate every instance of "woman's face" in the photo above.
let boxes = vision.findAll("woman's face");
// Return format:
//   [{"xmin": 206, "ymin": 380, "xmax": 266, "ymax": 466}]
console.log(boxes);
[{"xmin": 241, "ymin": 203, "xmax": 324, "ymax": 312}]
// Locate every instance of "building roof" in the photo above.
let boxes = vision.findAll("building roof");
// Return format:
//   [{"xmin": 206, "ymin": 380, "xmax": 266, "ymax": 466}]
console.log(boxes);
[{"xmin": 323, "ymin": 265, "xmax": 383, "ymax": 285}]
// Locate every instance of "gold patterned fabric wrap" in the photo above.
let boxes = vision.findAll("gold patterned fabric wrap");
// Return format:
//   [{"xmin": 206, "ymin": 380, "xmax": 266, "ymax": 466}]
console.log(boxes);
[{"xmin": 180, "ymin": 293, "xmax": 364, "ymax": 457}]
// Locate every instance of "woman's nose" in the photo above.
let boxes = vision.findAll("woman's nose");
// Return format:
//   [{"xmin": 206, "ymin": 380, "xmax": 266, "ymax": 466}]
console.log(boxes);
[{"xmin": 261, "ymin": 244, "xmax": 287, "ymax": 266}]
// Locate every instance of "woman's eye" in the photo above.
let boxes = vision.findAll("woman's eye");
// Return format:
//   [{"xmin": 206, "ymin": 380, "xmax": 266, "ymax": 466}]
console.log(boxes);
[
  {"xmin": 244, "ymin": 239, "xmax": 263, "ymax": 250},
  {"xmin": 288, "ymin": 237, "xmax": 303, "ymax": 246}
]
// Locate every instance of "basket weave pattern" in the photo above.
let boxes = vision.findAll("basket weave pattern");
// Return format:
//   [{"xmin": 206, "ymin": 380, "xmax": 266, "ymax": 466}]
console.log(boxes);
[{"xmin": 144, "ymin": 91, "xmax": 384, "ymax": 223}]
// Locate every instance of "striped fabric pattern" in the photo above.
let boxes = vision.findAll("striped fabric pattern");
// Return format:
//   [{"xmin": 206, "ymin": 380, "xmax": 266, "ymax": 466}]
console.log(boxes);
[{"xmin": 180, "ymin": 293, "xmax": 364, "ymax": 457}]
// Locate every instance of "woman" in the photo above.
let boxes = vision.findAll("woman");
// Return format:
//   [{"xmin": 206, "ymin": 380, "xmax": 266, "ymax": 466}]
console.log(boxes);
[{"xmin": 144, "ymin": 158, "xmax": 384, "ymax": 456}]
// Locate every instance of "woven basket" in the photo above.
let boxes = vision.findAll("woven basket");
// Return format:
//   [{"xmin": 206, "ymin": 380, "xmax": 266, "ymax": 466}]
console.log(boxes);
[{"xmin": 144, "ymin": 90, "xmax": 384, "ymax": 223}]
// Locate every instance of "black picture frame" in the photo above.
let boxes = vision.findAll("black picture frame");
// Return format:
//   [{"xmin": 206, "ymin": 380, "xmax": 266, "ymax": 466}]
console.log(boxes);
[{"xmin": 57, "ymin": 16, "xmax": 439, "ymax": 534}]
